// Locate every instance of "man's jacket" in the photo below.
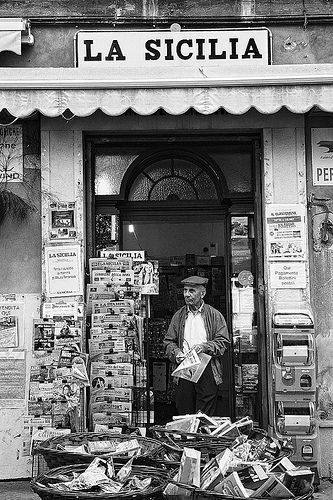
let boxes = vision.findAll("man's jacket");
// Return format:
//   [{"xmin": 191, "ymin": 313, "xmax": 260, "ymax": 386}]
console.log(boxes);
[{"xmin": 164, "ymin": 303, "xmax": 230, "ymax": 385}]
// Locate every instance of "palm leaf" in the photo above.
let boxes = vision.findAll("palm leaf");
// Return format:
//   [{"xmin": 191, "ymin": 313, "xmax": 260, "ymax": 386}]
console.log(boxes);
[{"xmin": 0, "ymin": 190, "xmax": 33, "ymax": 225}]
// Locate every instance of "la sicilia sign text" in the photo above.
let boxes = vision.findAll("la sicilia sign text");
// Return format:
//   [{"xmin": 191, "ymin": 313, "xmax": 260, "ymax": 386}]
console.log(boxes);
[{"xmin": 75, "ymin": 29, "xmax": 271, "ymax": 68}]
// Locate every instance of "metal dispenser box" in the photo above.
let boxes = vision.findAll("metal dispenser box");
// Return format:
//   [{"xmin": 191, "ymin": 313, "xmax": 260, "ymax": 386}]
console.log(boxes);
[
  {"xmin": 275, "ymin": 398, "xmax": 316, "ymax": 436},
  {"xmin": 271, "ymin": 305, "xmax": 318, "ymax": 467},
  {"xmin": 272, "ymin": 307, "xmax": 315, "ymax": 394}
]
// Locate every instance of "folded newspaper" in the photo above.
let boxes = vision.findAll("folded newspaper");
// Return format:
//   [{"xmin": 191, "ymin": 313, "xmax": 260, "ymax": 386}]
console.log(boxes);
[{"xmin": 171, "ymin": 350, "xmax": 211, "ymax": 383}]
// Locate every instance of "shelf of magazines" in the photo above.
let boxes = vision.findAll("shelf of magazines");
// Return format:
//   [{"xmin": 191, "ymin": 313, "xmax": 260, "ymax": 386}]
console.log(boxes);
[{"xmin": 86, "ymin": 250, "xmax": 159, "ymax": 431}]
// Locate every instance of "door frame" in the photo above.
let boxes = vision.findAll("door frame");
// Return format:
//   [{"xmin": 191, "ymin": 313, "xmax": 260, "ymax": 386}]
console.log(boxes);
[{"xmin": 84, "ymin": 131, "xmax": 267, "ymax": 426}]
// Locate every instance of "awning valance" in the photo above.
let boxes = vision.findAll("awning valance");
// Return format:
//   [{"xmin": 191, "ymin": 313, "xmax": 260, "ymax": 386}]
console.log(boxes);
[{"xmin": 1, "ymin": 64, "xmax": 333, "ymax": 118}]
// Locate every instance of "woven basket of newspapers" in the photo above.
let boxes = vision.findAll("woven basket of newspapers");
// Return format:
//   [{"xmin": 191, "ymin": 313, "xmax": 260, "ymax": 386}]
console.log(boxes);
[
  {"xmin": 163, "ymin": 480, "xmax": 314, "ymax": 500},
  {"xmin": 163, "ymin": 445, "xmax": 314, "ymax": 500},
  {"xmin": 35, "ymin": 432, "xmax": 163, "ymax": 469},
  {"xmin": 31, "ymin": 461, "xmax": 169, "ymax": 500},
  {"xmin": 150, "ymin": 424, "xmax": 292, "ymax": 468}
]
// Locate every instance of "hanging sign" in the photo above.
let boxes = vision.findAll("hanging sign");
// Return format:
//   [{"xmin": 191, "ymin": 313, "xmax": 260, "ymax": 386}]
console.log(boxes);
[
  {"xmin": 75, "ymin": 29, "xmax": 271, "ymax": 68},
  {"xmin": 266, "ymin": 204, "xmax": 306, "ymax": 261},
  {"xmin": 0, "ymin": 125, "xmax": 23, "ymax": 182},
  {"xmin": 270, "ymin": 262, "xmax": 307, "ymax": 289},
  {"xmin": 311, "ymin": 128, "xmax": 333, "ymax": 185},
  {"xmin": 45, "ymin": 245, "xmax": 83, "ymax": 297}
]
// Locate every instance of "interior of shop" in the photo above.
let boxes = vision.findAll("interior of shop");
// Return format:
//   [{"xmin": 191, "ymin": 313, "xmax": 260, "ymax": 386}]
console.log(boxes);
[{"xmin": 87, "ymin": 133, "xmax": 261, "ymax": 427}]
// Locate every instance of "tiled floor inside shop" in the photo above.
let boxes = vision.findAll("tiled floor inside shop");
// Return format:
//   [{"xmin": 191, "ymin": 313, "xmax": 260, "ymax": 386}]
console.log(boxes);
[{"xmin": 0, "ymin": 477, "xmax": 333, "ymax": 500}]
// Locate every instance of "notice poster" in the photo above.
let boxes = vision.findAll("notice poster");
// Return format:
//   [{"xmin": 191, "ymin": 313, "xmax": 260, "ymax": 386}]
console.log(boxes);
[
  {"xmin": 0, "ymin": 301, "xmax": 24, "ymax": 348},
  {"xmin": 311, "ymin": 128, "xmax": 333, "ymax": 186},
  {"xmin": 266, "ymin": 204, "xmax": 306, "ymax": 260},
  {"xmin": 42, "ymin": 301, "xmax": 81, "ymax": 320},
  {"xmin": 0, "ymin": 315, "xmax": 18, "ymax": 348},
  {"xmin": 0, "ymin": 125, "xmax": 23, "ymax": 183},
  {"xmin": 33, "ymin": 320, "xmax": 55, "ymax": 353},
  {"xmin": 0, "ymin": 350, "xmax": 26, "ymax": 407},
  {"xmin": 49, "ymin": 201, "xmax": 76, "ymax": 240},
  {"xmin": 45, "ymin": 245, "xmax": 83, "ymax": 297},
  {"xmin": 270, "ymin": 262, "xmax": 307, "ymax": 289}
]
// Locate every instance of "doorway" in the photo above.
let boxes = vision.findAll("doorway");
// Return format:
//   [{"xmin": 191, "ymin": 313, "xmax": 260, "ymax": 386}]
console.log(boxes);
[{"xmin": 85, "ymin": 132, "xmax": 265, "ymax": 427}]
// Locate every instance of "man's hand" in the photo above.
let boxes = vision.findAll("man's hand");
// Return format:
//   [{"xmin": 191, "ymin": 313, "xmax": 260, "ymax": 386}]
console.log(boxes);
[
  {"xmin": 176, "ymin": 351, "xmax": 186, "ymax": 364},
  {"xmin": 193, "ymin": 344, "xmax": 204, "ymax": 354}
]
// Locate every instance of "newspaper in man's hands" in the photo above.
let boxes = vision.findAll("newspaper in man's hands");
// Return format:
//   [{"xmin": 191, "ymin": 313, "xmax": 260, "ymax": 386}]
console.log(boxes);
[{"xmin": 171, "ymin": 350, "xmax": 211, "ymax": 383}]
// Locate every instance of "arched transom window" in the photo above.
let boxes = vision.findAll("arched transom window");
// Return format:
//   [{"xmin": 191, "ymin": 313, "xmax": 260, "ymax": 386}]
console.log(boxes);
[{"xmin": 128, "ymin": 155, "xmax": 219, "ymax": 201}]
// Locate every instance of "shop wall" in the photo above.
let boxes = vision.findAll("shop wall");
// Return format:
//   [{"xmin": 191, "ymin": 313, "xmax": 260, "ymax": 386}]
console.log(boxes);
[
  {"xmin": 1, "ymin": 10, "xmax": 333, "ymax": 67},
  {"xmin": 0, "ymin": 0, "xmax": 333, "ymax": 18},
  {"xmin": 306, "ymin": 115, "xmax": 333, "ymax": 478}
]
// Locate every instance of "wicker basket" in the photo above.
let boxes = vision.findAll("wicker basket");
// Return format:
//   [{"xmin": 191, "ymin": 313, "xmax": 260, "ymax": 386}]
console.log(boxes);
[
  {"xmin": 164, "ymin": 480, "xmax": 314, "ymax": 500},
  {"xmin": 150, "ymin": 426, "xmax": 293, "ymax": 468},
  {"xmin": 35, "ymin": 432, "xmax": 164, "ymax": 469},
  {"xmin": 30, "ymin": 463, "xmax": 169, "ymax": 500}
]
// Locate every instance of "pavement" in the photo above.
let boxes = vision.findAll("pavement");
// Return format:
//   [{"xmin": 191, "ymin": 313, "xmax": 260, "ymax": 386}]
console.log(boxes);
[{"xmin": 0, "ymin": 478, "xmax": 333, "ymax": 500}]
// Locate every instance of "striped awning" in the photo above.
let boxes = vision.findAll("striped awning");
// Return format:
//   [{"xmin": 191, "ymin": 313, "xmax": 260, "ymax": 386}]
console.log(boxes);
[{"xmin": 1, "ymin": 64, "xmax": 333, "ymax": 117}]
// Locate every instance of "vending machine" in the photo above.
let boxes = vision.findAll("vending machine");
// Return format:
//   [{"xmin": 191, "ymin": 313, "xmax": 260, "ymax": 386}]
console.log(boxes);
[{"xmin": 270, "ymin": 305, "xmax": 318, "ymax": 470}]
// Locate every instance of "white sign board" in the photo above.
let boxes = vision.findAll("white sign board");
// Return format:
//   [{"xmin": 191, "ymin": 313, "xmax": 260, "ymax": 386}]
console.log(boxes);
[
  {"xmin": 75, "ymin": 29, "xmax": 271, "ymax": 68},
  {"xmin": 270, "ymin": 262, "xmax": 307, "ymax": 289},
  {"xmin": 0, "ymin": 125, "xmax": 23, "ymax": 182},
  {"xmin": 45, "ymin": 245, "xmax": 83, "ymax": 297},
  {"xmin": 311, "ymin": 128, "xmax": 333, "ymax": 185},
  {"xmin": 266, "ymin": 204, "xmax": 306, "ymax": 261}
]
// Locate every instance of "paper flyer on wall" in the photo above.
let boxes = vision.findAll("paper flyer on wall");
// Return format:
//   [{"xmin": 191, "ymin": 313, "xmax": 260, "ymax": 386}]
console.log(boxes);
[
  {"xmin": 266, "ymin": 204, "xmax": 306, "ymax": 260},
  {"xmin": 0, "ymin": 315, "xmax": 18, "ymax": 348},
  {"xmin": 0, "ymin": 350, "xmax": 26, "ymax": 407},
  {"xmin": 0, "ymin": 301, "xmax": 24, "ymax": 348},
  {"xmin": 45, "ymin": 245, "xmax": 83, "ymax": 297},
  {"xmin": 49, "ymin": 201, "xmax": 76, "ymax": 240},
  {"xmin": 172, "ymin": 350, "xmax": 211, "ymax": 383},
  {"xmin": 42, "ymin": 301, "xmax": 83, "ymax": 320}
]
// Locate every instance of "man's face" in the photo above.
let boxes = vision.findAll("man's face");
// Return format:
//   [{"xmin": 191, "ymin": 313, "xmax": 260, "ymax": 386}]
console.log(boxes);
[{"xmin": 183, "ymin": 285, "xmax": 205, "ymax": 309}]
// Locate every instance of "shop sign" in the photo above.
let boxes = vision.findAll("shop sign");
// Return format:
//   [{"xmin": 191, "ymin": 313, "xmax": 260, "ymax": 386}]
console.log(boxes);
[
  {"xmin": 0, "ymin": 125, "xmax": 23, "ymax": 183},
  {"xmin": 100, "ymin": 250, "xmax": 145, "ymax": 261},
  {"xmin": 270, "ymin": 262, "xmax": 307, "ymax": 289},
  {"xmin": 311, "ymin": 128, "xmax": 333, "ymax": 185},
  {"xmin": 75, "ymin": 29, "xmax": 271, "ymax": 68},
  {"xmin": 45, "ymin": 245, "xmax": 83, "ymax": 297},
  {"xmin": 266, "ymin": 204, "xmax": 306, "ymax": 261}
]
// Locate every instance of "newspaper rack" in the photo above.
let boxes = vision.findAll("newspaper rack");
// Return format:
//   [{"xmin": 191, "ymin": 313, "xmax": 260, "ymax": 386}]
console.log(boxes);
[{"xmin": 30, "ymin": 463, "xmax": 170, "ymax": 500}]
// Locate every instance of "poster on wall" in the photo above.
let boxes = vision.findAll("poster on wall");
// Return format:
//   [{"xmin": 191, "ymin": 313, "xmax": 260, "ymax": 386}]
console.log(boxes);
[
  {"xmin": 270, "ymin": 262, "xmax": 307, "ymax": 289},
  {"xmin": 0, "ymin": 350, "xmax": 26, "ymax": 407},
  {"xmin": 0, "ymin": 301, "xmax": 24, "ymax": 348},
  {"xmin": 45, "ymin": 245, "xmax": 83, "ymax": 297},
  {"xmin": 266, "ymin": 204, "xmax": 306, "ymax": 261},
  {"xmin": 311, "ymin": 128, "xmax": 333, "ymax": 186},
  {"xmin": 49, "ymin": 201, "xmax": 76, "ymax": 240},
  {"xmin": 0, "ymin": 125, "xmax": 23, "ymax": 183}
]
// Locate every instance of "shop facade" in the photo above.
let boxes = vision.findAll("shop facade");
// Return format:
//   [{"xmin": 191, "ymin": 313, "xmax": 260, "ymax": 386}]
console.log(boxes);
[{"xmin": 0, "ymin": 1, "xmax": 333, "ymax": 481}]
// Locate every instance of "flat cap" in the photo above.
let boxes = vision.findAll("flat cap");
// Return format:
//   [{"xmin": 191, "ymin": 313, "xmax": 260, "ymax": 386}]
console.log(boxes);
[{"xmin": 181, "ymin": 276, "xmax": 208, "ymax": 286}]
